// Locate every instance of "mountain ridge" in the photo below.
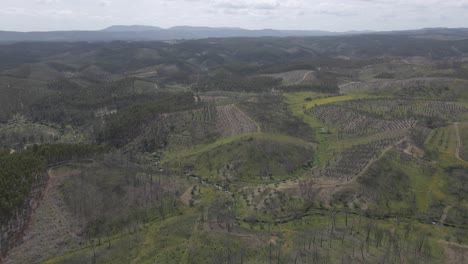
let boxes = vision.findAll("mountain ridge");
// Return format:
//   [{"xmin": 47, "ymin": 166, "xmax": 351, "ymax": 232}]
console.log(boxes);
[{"xmin": 0, "ymin": 25, "xmax": 467, "ymax": 43}]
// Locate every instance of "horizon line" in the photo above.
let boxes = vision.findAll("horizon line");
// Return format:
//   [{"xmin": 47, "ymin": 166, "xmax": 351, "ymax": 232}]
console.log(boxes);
[{"xmin": 1, "ymin": 25, "xmax": 467, "ymax": 33}]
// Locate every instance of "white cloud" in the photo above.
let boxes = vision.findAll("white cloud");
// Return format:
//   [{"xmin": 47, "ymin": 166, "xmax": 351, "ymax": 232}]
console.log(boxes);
[
  {"xmin": 35, "ymin": 0, "xmax": 60, "ymax": 4},
  {"xmin": 0, "ymin": 7, "xmax": 28, "ymax": 15},
  {"xmin": 312, "ymin": 2, "xmax": 358, "ymax": 17},
  {"xmin": 213, "ymin": 0, "xmax": 301, "ymax": 10},
  {"xmin": 99, "ymin": 0, "xmax": 112, "ymax": 7}
]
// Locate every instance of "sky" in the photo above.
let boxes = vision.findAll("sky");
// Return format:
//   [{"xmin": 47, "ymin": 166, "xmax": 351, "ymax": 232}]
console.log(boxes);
[{"xmin": 1, "ymin": 0, "xmax": 467, "ymax": 32}]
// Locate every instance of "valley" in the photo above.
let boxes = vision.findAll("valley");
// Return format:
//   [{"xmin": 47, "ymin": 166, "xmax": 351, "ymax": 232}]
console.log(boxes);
[{"xmin": 0, "ymin": 32, "xmax": 468, "ymax": 263}]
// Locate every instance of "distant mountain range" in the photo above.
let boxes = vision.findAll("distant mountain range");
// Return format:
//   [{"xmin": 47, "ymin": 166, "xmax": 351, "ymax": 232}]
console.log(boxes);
[
  {"xmin": 0, "ymin": 25, "xmax": 467, "ymax": 43},
  {"xmin": 0, "ymin": 25, "xmax": 368, "ymax": 43}
]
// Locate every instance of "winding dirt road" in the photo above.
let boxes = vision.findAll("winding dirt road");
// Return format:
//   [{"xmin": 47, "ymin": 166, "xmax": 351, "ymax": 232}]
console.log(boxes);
[{"xmin": 297, "ymin": 71, "xmax": 314, "ymax": 84}]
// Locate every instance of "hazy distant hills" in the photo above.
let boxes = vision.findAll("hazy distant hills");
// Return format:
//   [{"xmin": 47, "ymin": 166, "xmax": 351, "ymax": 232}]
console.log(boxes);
[
  {"xmin": 0, "ymin": 25, "xmax": 364, "ymax": 43},
  {"xmin": 101, "ymin": 25, "xmax": 164, "ymax": 32},
  {"xmin": 0, "ymin": 25, "xmax": 467, "ymax": 43}
]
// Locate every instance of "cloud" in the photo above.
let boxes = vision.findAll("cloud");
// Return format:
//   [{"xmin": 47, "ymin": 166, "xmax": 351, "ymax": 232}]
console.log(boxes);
[
  {"xmin": 35, "ymin": 0, "xmax": 60, "ymax": 4},
  {"xmin": 312, "ymin": 2, "xmax": 358, "ymax": 17},
  {"xmin": 215, "ymin": 1, "xmax": 248, "ymax": 10},
  {"xmin": 213, "ymin": 0, "xmax": 301, "ymax": 11},
  {"xmin": 0, "ymin": 7, "xmax": 27, "ymax": 15},
  {"xmin": 99, "ymin": 0, "xmax": 112, "ymax": 7}
]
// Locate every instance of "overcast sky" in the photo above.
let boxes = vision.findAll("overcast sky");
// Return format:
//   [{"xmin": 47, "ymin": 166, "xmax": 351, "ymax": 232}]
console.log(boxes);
[{"xmin": 1, "ymin": 0, "xmax": 467, "ymax": 32}]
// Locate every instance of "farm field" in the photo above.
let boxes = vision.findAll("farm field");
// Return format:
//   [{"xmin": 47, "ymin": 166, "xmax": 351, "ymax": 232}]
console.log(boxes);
[
  {"xmin": 333, "ymin": 99, "xmax": 468, "ymax": 121},
  {"xmin": 425, "ymin": 125, "xmax": 458, "ymax": 157},
  {"xmin": 215, "ymin": 104, "xmax": 259, "ymax": 137}
]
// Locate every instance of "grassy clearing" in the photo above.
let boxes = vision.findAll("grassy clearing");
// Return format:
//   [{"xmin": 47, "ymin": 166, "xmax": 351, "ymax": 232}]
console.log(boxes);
[
  {"xmin": 0, "ymin": 118, "xmax": 87, "ymax": 149},
  {"xmin": 405, "ymin": 161, "xmax": 434, "ymax": 212},
  {"xmin": 166, "ymin": 135, "xmax": 314, "ymax": 182},
  {"xmin": 238, "ymin": 94, "xmax": 315, "ymax": 142},
  {"xmin": 283, "ymin": 92, "xmax": 339, "ymax": 166},
  {"xmin": 44, "ymin": 212, "xmax": 199, "ymax": 264},
  {"xmin": 356, "ymin": 62, "xmax": 432, "ymax": 80},
  {"xmin": 162, "ymin": 132, "xmax": 310, "ymax": 162},
  {"xmin": 133, "ymin": 79, "xmax": 159, "ymax": 93},
  {"xmin": 284, "ymin": 92, "xmax": 398, "ymax": 167},
  {"xmin": 283, "ymin": 92, "xmax": 329, "ymax": 115},
  {"xmin": 402, "ymin": 160, "xmax": 444, "ymax": 214},
  {"xmin": 458, "ymin": 122, "xmax": 468, "ymax": 161},
  {"xmin": 284, "ymin": 92, "xmax": 380, "ymax": 113},
  {"xmin": 44, "ymin": 201, "xmax": 454, "ymax": 264},
  {"xmin": 424, "ymin": 124, "xmax": 461, "ymax": 165},
  {"xmin": 358, "ymin": 150, "xmax": 445, "ymax": 214},
  {"xmin": 41, "ymin": 158, "xmax": 462, "ymax": 264}
]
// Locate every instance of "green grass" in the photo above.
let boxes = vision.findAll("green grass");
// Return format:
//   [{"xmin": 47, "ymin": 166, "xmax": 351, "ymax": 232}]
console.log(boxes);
[
  {"xmin": 283, "ymin": 92, "xmax": 399, "ymax": 167},
  {"xmin": 357, "ymin": 62, "xmax": 432, "ymax": 80},
  {"xmin": 166, "ymin": 135, "xmax": 314, "ymax": 183},
  {"xmin": 284, "ymin": 92, "xmax": 381, "ymax": 113},
  {"xmin": 357, "ymin": 150, "xmax": 446, "ymax": 214},
  {"xmin": 133, "ymin": 79, "xmax": 159, "ymax": 93},
  {"xmin": 404, "ymin": 161, "xmax": 434, "ymax": 212},
  {"xmin": 41, "ymin": 158, "xmax": 461, "ymax": 264},
  {"xmin": 424, "ymin": 123, "xmax": 466, "ymax": 166},
  {"xmin": 163, "ymin": 132, "xmax": 310, "ymax": 162},
  {"xmin": 458, "ymin": 122, "xmax": 468, "ymax": 161},
  {"xmin": 44, "ymin": 204, "xmax": 451, "ymax": 264},
  {"xmin": 0, "ymin": 117, "xmax": 88, "ymax": 148},
  {"xmin": 283, "ymin": 91, "xmax": 329, "ymax": 114},
  {"xmin": 44, "ymin": 211, "xmax": 199, "ymax": 264}
]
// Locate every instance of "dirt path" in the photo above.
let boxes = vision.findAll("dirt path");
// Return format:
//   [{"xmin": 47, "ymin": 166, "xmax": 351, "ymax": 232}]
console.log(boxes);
[
  {"xmin": 338, "ymin": 81, "xmax": 361, "ymax": 92},
  {"xmin": 439, "ymin": 205, "xmax": 452, "ymax": 225},
  {"xmin": 4, "ymin": 166, "xmax": 85, "ymax": 264},
  {"xmin": 352, "ymin": 137, "xmax": 407, "ymax": 179},
  {"xmin": 132, "ymin": 71, "xmax": 158, "ymax": 78},
  {"xmin": 453, "ymin": 122, "xmax": 467, "ymax": 163},
  {"xmin": 442, "ymin": 240, "xmax": 468, "ymax": 249},
  {"xmin": 440, "ymin": 240, "xmax": 468, "ymax": 264},
  {"xmin": 297, "ymin": 71, "xmax": 314, "ymax": 84},
  {"xmin": 180, "ymin": 186, "xmax": 193, "ymax": 206}
]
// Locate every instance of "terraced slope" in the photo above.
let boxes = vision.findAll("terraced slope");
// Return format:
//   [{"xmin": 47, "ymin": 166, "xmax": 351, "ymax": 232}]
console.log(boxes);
[{"xmin": 215, "ymin": 104, "xmax": 259, "ymax": 137}]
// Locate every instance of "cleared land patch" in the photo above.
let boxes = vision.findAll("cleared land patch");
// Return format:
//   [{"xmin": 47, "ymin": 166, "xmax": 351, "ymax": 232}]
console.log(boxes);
[
  {"xmin": 215, "ymin": 104, "xmax": 259, "ymax": 137},
  {"xmin": 262, "ymin": 70, "xmax": 316, "ymax": 85},
  {"xmin": 339, "ymin": 78, "xmax": 468, "ymax": 100},
  {"xmin": 333, "ymin": 99, "xmax": 468, "ymax": 121},
  {"xmin": 309, "ymin": 104, "xmax": 417, "ymax": 138},
  {"xmin": 4, "ymin": 166, "xmax": 85, "ymax": 264},
  {"xmin": 312, "ymin": 138, "xmax": 401, "ymax": 181},
  {"xmin": 171, "ymin": 136, "xmax": 314, "ymax": 182},
  {"xmin": 425, "ymin": 124, "xmax": 458, "ymax": 158}
]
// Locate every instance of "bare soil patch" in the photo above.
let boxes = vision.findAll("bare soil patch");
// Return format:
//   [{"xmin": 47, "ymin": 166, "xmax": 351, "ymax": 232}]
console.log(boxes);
[{"xmin": 4, "ymin": 166, "xmax": 85, "ymax": 264}]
